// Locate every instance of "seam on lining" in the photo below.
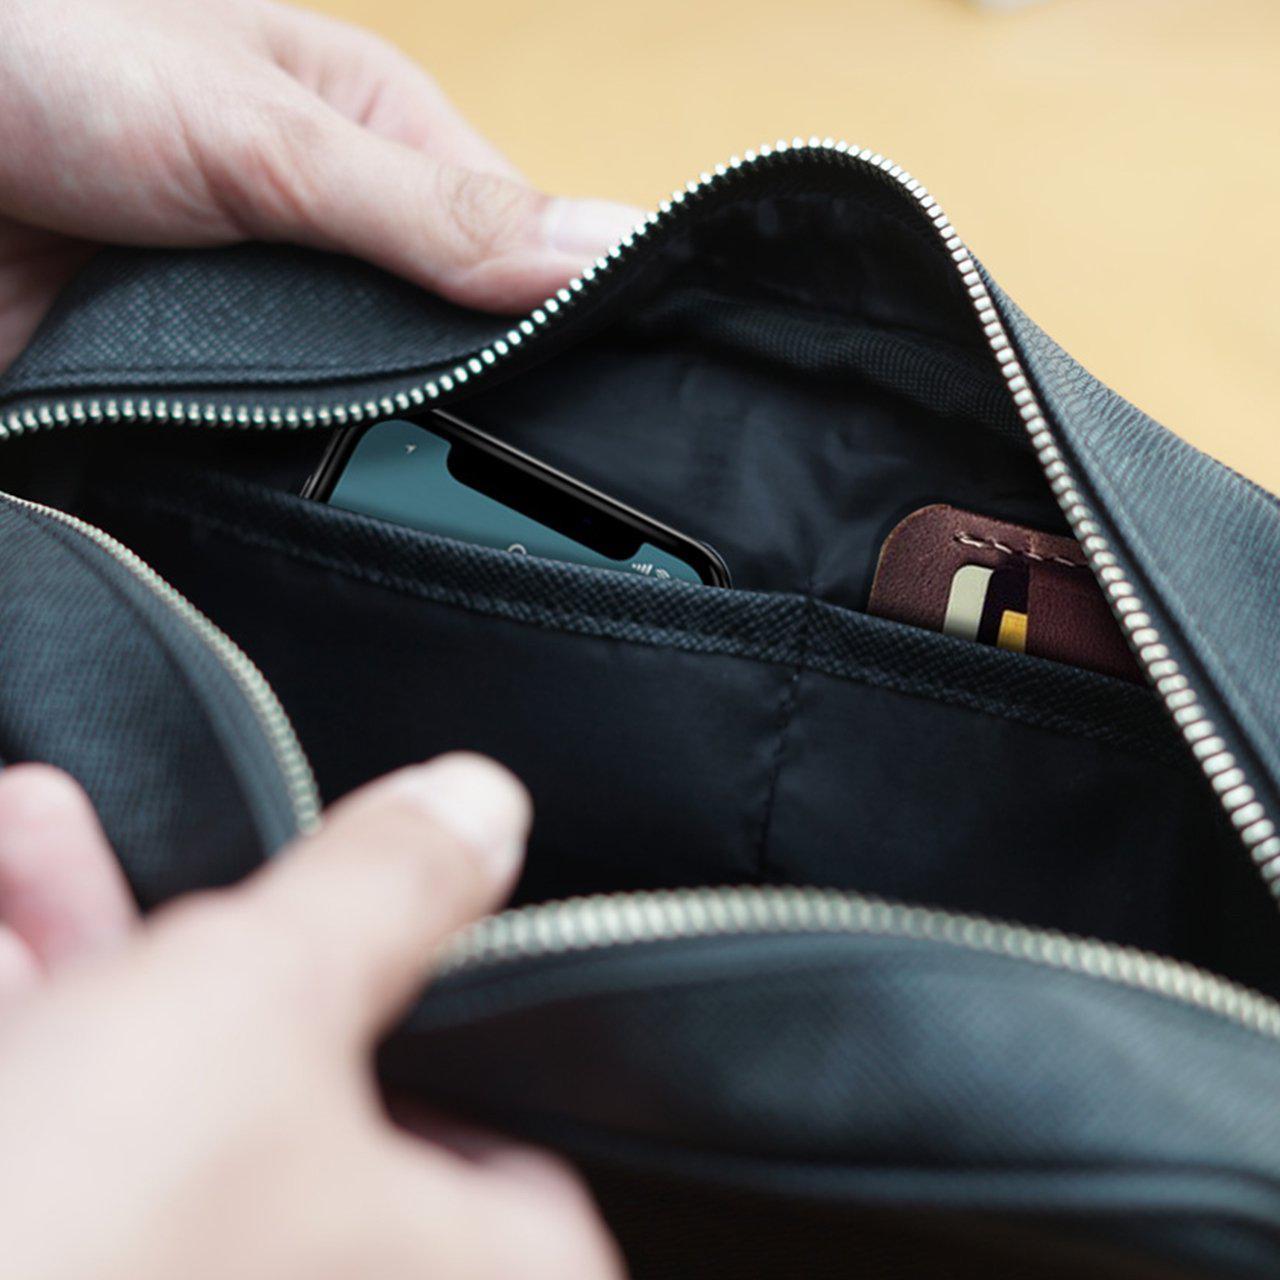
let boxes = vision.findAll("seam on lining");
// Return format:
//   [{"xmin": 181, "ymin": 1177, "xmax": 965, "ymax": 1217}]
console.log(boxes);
[{"xmin": 754, "ymin": 593, "xmax": 813, "ymax": 881}]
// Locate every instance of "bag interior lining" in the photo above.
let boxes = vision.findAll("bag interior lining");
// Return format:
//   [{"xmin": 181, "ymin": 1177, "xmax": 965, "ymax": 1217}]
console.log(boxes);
[{"xmin": 7, "ymin": 185, "xmax": 1279, "ymax": 995}]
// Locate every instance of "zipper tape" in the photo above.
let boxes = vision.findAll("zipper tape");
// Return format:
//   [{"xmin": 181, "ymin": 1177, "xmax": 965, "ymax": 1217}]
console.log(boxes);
[{"xmin": 434, "ymin": 884, "xmax": 1280, "ymax": 1036}]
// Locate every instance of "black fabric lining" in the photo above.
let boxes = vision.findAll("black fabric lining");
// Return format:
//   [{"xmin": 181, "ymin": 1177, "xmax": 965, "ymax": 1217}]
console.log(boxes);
[
  {"xmin": 625, "ymin": 287, "xmax": 1023, "ymax": 441},
  {"xmin": 683, "ymin": 171, "xmax": 981, "ymax": 330},
  {"xmin": 118, "ymin": 477, "xmax": 1183, "ymax": 768}
]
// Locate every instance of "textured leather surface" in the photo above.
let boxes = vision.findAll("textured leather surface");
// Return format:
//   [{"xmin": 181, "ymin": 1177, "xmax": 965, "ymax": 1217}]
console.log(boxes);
[
  {"xmin": 0, "ymin": 243, "xmax": 507, "ymax": 399},
  {"xmin": 991, "ymin": 281, "xmax": 1280, "ymax": 815},
  {"xmin": 395, "ymin": 931, "xmax": 1280, "ymax": 1278},
  {"xmin": 0, "ymin": 495, "xmax": 300, "ymax": 901}
]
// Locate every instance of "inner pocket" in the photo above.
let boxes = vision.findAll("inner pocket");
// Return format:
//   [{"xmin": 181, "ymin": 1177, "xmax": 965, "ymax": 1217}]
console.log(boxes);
[{"xmin": 77, "ymin": 469, "xmax": 1280, "ymax": 997}]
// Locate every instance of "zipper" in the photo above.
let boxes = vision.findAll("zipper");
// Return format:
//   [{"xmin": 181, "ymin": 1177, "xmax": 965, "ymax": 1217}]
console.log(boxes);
[
  {"xmin": 1, "ymin": 492, "xmax": 321, "ymax": 835},
  {"xmin": 435, "ymin": 884, "xmax": 1280, "ymax": 1042},
  {"xmin": 0, "ymin": 138, "xmax": 1274, "ymax": 893}
]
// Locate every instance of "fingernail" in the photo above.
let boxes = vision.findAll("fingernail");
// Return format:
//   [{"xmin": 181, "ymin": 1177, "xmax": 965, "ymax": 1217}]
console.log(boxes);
[
  {"xmin": 391, "ymin": 754, "xmax": 530, "ymax": 884},
  {"xmin": 542, "ymin": 198, "xmax": 645, "ymax": 259}
]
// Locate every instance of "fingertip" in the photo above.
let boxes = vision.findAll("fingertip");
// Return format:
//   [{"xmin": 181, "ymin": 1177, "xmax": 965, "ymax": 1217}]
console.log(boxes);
[
  {"xmin": 377, "ymin": 753, "xmax": 530, "ymax": 894},
  {"xmin": 0, "ymin": 765, "xmax": 99, "ymax": 895},
  {"xmin": 0, "ymin": 764, "xmax": 94, "ymax": 831},
  {"xmin": 540, "ymin": 197, "xmax": 645, "ymax": 260},
  {"xmin": 468, "ymin": 1140, "xmax": 596, "ymax": 1205},
  {"xmin": 244, "ymin": 753, "xmax": 533, "ymax": 1038},
  {"xmin": 0, "ymin": 926, "xmax": 40, "ymax": 997},
  {"xmin": 0, "ymin": 764, "xmax": 137, "ymax": 965},
  {"xmin": 436, "ymin": 249, "xmax": 595, "ymax": 314},
  {"xmin": 434, "ymin": 198, "xmax": 645, "ymax": 314}
]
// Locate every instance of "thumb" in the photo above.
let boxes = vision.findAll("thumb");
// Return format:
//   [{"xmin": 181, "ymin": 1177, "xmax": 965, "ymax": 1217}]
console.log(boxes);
[
  {"xmin": 238, "ymin": 753, "xmax": 530, "ymax": 1042},
  {"xmin": 242, "ymin": 91, "xmax": 642, "ymax": 312}
]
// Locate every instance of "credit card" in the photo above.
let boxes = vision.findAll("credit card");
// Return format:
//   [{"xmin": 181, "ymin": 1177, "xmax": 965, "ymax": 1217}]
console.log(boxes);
[{"xmin": 868, "ymin": 504, "xmax": 1142, "ymax": 682}]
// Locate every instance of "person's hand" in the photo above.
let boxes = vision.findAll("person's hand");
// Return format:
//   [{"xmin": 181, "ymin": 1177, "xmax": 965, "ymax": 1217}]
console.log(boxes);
[
  {"xmin": 0, "ymin": 0, "xmax": 640, "ymax": 371},
  {"xmin": 0, "ymin": 757, "xmax": 624, "ymax": 1280}
]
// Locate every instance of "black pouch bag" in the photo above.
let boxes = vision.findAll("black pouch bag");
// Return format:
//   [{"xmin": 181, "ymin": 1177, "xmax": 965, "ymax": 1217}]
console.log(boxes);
[{"xmin": 4, "ymin": 140, "xmax": 1280, "ymax": 1279}]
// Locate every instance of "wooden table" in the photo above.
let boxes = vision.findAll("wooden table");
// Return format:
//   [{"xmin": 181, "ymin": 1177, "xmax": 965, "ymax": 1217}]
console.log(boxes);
[{"xmin": 311, "ymin": 0, "xmax": 1280, "ymax": 491}]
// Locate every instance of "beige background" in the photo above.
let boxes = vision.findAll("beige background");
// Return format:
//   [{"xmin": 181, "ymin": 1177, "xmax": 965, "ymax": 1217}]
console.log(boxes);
[{"xmin": 312, "ymin": 0, "xmax": 1280, "ymax": 490}]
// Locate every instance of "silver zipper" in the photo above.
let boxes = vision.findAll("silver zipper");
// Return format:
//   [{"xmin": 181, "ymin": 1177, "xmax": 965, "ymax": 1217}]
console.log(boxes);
[
  {"xmin": 1, "ymin": 492, "xmax": 321, "ymax": 834},
  {"xmin": 437, "ymin": 884, "xmax": 1280, "ymax": 1041},
  {"xmin": 0, "ymin": 137, "xmax": 1274, "ymax": 890}
]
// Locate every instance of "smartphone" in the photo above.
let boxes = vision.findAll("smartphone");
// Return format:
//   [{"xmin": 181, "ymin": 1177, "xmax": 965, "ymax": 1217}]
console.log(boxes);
[{"xmin": 302, "ymin": 410, "xmax": 731, "ymax": 587}]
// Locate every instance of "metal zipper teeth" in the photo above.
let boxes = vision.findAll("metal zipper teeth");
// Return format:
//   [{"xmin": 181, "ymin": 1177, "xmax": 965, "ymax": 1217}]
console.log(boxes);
[
  {"xmin": 973, "ymin": 356, "xmax": 1280, "ymax": 878},
  {"xmin": 436, "ymin": 884, "xmax": 1280, "ymax": 1042},
  {"xmin": 2, "ymin": 492, "xmax": 321, "ymax": 834},
  {"xmin": 1, "ymin": 137, "xmax": 1274, "ymax": 885}
]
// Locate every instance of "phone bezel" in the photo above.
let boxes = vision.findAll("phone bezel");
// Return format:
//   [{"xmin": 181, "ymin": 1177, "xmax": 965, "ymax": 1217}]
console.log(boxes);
[{"xmin": 302, "ymin": 408, "xmax": 731, "ymax": 588}]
